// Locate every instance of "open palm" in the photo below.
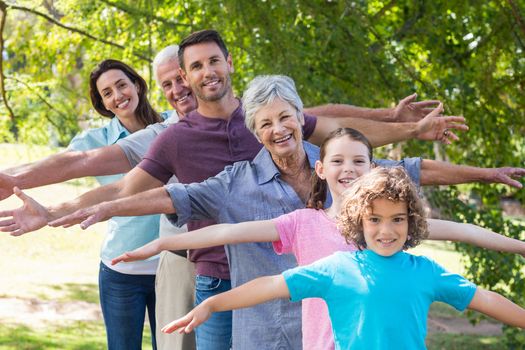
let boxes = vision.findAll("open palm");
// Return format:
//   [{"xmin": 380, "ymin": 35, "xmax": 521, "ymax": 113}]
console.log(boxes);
[{"xmin": 0, "ymin": 187, "xmax": 51, "ymax": 236}]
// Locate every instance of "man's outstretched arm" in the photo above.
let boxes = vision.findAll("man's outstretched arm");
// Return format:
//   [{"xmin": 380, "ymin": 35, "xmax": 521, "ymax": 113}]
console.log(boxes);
[
  {"xmin": 304, "ymin": 93, "xmax": 439, "ymax": 123},
  {"xmin": 309, "ymin": 103, "xmax": 468, "ymax": 147},
  {"xmin": 0, "ymin": 144, "xmax": 131, "ymax": 200},
  {"xmin": 0, "ymin": 167, "xmax": 163, "ymax": 236}
]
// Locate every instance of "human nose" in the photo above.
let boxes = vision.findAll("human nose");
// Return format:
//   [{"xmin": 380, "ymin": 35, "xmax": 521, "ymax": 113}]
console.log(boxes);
[
  {"xmin": 379, "ymin": 221, "xmax": 394, "ymax": 235},
  {"xmin": 115, "ymin": 88, "xmax": 123, "ymax": 100},
  {"xmin": 273, "ymin": 121, "xmax": 286, "ymax": 134},
  {"xmin": 342, "ymin": 162, "xmax": 355, "ymax": 174},
  {"xmin": 203, "ymin": 63, "xmax": 214, "ymax": 77},
  {"xmin": 173, "ymin": 81, "xmax": 184, "ymax": 95}
]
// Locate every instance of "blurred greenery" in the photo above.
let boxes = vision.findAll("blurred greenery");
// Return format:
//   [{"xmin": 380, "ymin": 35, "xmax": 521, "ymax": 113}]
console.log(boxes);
[{"xmin": 1, "ymin": 0, "xmax": 524, "ymax": 347}]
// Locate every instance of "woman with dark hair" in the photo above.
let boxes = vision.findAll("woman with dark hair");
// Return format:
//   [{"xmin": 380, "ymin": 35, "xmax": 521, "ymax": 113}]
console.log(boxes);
[{"xmin": 68, "ymin": 59, "xmax": 162, "ymax": 349}]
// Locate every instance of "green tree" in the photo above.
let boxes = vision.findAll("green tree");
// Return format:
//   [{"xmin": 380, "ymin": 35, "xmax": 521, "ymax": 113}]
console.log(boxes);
[{"xmin": 1, "ymin": 0, "xmax": 524, "ymax": 345}]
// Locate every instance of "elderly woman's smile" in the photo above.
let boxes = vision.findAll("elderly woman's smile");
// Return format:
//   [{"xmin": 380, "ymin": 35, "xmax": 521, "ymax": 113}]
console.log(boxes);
[{"xmin": 254, "ymin": 98, "xmax": 304, "ymax": 160}]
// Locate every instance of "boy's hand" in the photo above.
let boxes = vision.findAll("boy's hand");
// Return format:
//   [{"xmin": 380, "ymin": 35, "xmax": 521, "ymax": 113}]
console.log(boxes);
[{"xmin": 162, "ymin": 302, "xmax": 213, "ymax": 334}]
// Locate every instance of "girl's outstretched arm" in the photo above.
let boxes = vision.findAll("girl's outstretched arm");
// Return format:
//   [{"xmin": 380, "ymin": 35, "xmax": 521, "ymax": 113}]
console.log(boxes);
[
  {"xmin": 162, "ymin": 275, "xmax": 289, "ymax": 334},
  {"xmin": 111, "ymin": 220, "xmax": 279, "ymax": 264},
  {"xmin": 468, "ymin": 289, "xmax": 525, "ymax": 328},
  {"xmin": 426, "ymin": 219, "xmax": 525, "ymax": 257}
]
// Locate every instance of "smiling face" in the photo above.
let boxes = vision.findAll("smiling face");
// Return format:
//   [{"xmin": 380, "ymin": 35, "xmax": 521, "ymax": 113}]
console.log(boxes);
[
  {"xmin": 180, "ymin": 41, "xmax": 233, "ymax": 103},
  {"xmin": 95, "ymin": 69, "xmax": 139, "ymax": 120},
  {"xmin": 253, "ymin": 98, "xmax": 304, "ymax": 159},
  {"xmin": 156, "ymin": 59, "xmax": 197, "ymax": 117},
  {"xmin": 362, "ymin": 198, "xmax": 408, "ymax": 256},
  {"xmin": 315, "ymin": 137, "xmax": 373, "ymax": 202}
]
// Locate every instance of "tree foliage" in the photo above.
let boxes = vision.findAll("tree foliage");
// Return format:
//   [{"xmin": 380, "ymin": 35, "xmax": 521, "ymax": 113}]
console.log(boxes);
[{"xmin": 0, "ymin": 0, "xmax": 524, "ymax": 345}]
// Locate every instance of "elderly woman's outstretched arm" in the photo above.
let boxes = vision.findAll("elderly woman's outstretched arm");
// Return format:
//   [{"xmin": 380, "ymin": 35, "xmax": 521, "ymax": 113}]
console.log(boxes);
[{"xmin": 48, "ymin": 186, "xmax": 175, "ymax": 229}]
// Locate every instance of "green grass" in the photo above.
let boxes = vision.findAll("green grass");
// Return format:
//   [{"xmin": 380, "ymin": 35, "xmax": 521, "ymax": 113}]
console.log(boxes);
[
  {"xmin": 0, "ymin": 322, "xmax": 152, "ymax": 350},
  {"xmin": 426, "ymin": 333, "xmax": 502, "ymax": 350}
]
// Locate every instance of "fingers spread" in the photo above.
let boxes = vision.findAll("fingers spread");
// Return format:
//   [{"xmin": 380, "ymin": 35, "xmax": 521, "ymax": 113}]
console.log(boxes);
[
  {"xmin": 0, "ymin": 223, "xmax": 19, "ymax": 232},
  {"xmin": 0, "ymin": 217, "xmax": 15, "ymax": 227},
  {"xmin": 11, "ymin": 229, "xmax": 25, "ymax": 237},
  {"xmin": 399, "ymin": 93, "xmax": 417, "ymax": 105},
  {"xmin": 0, "ymin": 210, "xmax": 14, "ymax": 218},
  {"xmin": 411, "ymin": 100, "xmax": 440, "ymax": 108},
  {"xmin": 49, "ymin": 214, "xmax": 77, "ymax": 227}
]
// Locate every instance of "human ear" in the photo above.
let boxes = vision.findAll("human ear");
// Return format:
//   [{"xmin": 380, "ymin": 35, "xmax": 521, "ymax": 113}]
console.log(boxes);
[
  {"xmin": 315, "ymin": 160, "xmax": 325, "ymax": 180},
  {"xmin": 179, "ymin": 67, "xmax": 188, "ymax": 83},
  {"xmin": 227, "ymin": 54, "xmax": 234, "ymax": 73}
]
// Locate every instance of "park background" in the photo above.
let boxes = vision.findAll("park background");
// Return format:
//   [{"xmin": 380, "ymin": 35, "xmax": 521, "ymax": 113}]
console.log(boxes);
[{"xmin": 0, "ymin": 0, "xmax": 524, "ymax": 348}]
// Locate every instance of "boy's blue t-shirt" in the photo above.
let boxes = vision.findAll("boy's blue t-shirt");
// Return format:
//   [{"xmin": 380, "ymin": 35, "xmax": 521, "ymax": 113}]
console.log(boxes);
[{"xmin": 283, "ymin": 250, "xmax": 477, "ymax": 350}]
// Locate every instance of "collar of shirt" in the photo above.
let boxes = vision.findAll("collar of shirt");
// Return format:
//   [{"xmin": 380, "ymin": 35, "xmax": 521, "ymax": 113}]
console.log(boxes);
[
  {"xmin": 254, "ymin": 141, "xmax": 320, "ymax": 185},
  {"xmin": 106, "ymin": 116, "xmax": 131, "ymax": 145}
]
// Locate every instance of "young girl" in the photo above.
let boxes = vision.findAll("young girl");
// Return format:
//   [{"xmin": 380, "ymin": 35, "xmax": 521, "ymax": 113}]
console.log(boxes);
[
  {"xmin": 158, "ymin": 167, "xmax": 525, "ymax": 349},
  {"xmin": 112, "ymin": 128, "xmax": 525, "ymax": 350}
]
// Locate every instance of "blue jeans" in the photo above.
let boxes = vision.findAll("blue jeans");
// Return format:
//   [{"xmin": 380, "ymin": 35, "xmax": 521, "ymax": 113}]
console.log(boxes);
[
  {"xmin": 194, "ymin": 275, "xmax": 232, "ymax": 350},
  {"xmin": 99, "ymin": 262, "xmax": 157, "ymax": 350}
]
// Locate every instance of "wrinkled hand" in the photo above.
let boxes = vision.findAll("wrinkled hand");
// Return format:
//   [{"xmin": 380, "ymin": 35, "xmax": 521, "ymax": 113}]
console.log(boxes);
[
  {"xmin": 392, "ymin": 93, "xmax": 441, "ymax": 122},
  {"xmin": 415, "ymin": 103, "xmax": 468, "ymax": 144},
  {"xmin": 48, "ymin": 202, "xmax": 111, "ymax": 229},
  {"xmin": 111, "ymin": 240, "xmax": 161, "ymax": 265},
  {"xmin": 487, "ymin": 167, "xmax": 525, "ymax": 189},
  {"xmin": 0, "ymin": 172, "xmax": 16, "ymax": 201},
  {"xmin": 0, "ymin": 187, "xmax": 51, "ymax": 236},
  {"xmin": 162, "ymin": 302, "xmax": 212, "ymax": 334}
]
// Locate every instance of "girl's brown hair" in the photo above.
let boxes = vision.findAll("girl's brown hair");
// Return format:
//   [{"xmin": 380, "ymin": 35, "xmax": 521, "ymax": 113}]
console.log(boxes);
[
  {"xmin": 89, "ymin": 59, "xmax": 161, "ymax": 127},
  {"xmin": 306, "ymin": 128, "xmax": 373, "ymax": 209},
  {"xmin": 338, "ymin": 166, "xmax": 428, "ymax": 250}
]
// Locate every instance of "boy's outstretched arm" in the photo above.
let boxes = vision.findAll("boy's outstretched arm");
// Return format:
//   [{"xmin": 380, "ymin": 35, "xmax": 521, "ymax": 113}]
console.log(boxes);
[
  {"xmin": 468, "ymin": 289, "xmax": 525, "ymax": 328},
  {"xmin": 162, "ymin": 275, "xmax": 289, "ymax": 334},
  {"xmin": 427, "ymin": 219, "xmax": 525, "ymax": 258},
  {"xmin": 111, "ymin": 220, "xmax": 279, "ymax": 265}
]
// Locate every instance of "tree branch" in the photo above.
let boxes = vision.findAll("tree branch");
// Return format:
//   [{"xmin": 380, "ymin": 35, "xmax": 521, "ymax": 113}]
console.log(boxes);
[
  {"xmin": 4, "ymin": 1, "xmax": 151, "ymax": 62},
  {"xmin": 8, "ymin": 76, "xmax": 66, "ymax": 129},
  {"xmin": 507, "ymin": 0, "xmax": 525, "ymax": 40},
  {"xmin": 0, "ymin": 1, "xmax": 16, "ymax": 124},
  {"xmin": 98, "ymin": 0, "xmax": 191, "ymax": 29}
]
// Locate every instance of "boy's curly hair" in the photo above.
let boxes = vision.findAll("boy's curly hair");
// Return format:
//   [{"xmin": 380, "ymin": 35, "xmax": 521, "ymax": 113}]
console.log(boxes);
[{"xmin": 338, "ymin": 167, "xmax": 428, "ymax": 250}]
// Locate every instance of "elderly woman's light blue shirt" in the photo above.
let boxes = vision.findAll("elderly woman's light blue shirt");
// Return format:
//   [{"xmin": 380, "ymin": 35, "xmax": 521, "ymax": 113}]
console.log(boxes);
[
  {"xmin": 69, "ymin": 116, "xmax": 160, "ymax": 272},
  {"xmin": 165, "ymin": 141, "xmax": 421, "ymax": 349}
]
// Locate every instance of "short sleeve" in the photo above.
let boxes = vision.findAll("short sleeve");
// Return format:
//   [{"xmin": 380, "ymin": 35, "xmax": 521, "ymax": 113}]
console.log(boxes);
[
  {"xmin": 138, "ymin": 124, "xmax": 179, "ymax": 184},
  {"xmin": 283, "ymin": 254, "xmax": 337, "ymax": 302},
  {"xmin": 68, "ymin": 128, "xmax": 106, "ymax": 152},
  {"xmin": 272, "ymin": 211, "xmax": 299, "ymax": 255},
  {"xmin": 432, "ymin": 261, "xmax": 477, "ymax": 311},
  {"xmin": 117, "ymin": 125, "xmax": 166, "ymax": 167},
  {"xmin": 374, "ymin": 157, "xmax": 422, "ymax": 187},
  {"xmin": 302, "ymin": 114, "xmax": 317, "ymax": 140}
]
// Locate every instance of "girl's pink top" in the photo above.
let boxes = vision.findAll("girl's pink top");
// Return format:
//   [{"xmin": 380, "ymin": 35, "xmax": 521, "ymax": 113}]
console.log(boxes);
[{"xmin": 273, "ymin": 208, "xmax": 357, "ymax": 350}]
